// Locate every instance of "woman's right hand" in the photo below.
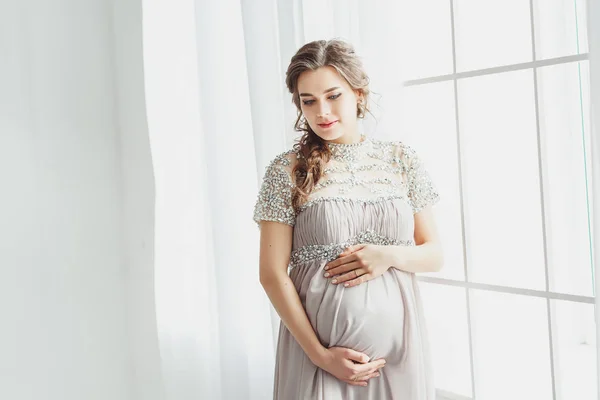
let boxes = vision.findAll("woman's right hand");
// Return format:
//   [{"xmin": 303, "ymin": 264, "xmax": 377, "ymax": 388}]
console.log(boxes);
[{"xmin": 315, "ymin": 347, "xmax": 386, "ymax": 386}]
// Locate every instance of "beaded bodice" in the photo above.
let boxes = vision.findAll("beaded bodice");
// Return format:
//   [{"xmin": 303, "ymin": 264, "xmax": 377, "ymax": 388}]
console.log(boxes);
[{"xmin": 253, "ymin": 135, "xmax": 439, "ymax": 227}]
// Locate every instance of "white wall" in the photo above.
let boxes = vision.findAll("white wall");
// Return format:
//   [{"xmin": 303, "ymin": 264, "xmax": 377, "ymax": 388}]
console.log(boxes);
[
  {"xmin": 0, "ymin": 0, "xmax": 163, "ymax": 399},
  {"xmin": 588, "ymin": 0, "xmax": 600, "ymax": 396}
]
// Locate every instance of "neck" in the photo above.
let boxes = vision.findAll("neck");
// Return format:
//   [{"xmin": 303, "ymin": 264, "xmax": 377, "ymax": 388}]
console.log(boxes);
[{"xmin": 326, "ymin": 132, "xmax": 363, "ymax": 145}]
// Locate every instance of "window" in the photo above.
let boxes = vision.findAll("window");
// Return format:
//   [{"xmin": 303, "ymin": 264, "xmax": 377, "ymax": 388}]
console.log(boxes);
[{"xmin": 396, "ymin": 1, "xmax": 595, "ymax": 399}]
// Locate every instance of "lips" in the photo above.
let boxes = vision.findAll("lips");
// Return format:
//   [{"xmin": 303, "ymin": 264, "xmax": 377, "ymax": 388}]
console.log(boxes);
[{"xmin": 318, "ymin": 120, "xmax": 338, "ymax": 128}]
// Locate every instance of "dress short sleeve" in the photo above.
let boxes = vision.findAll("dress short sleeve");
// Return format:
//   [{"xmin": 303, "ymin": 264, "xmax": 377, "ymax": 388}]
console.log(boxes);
[
  {"xmin": 253, "ymin": 151, "xmax": 296, "ymax": 227},
  {"xmin": 402, "ymin": 144, "xmax": 440, "ymax": 214}
]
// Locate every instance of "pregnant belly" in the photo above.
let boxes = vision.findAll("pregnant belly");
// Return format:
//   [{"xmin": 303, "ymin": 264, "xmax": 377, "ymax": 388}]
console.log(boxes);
[{"xmin": 300, "ymin": 262, "xmax": 406, "ymax": 362}]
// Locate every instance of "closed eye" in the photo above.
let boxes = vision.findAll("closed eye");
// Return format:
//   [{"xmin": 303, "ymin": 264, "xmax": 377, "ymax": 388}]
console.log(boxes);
[{"xmin": 302, "ymin": 93, "xmax": 342, "ymax": 106}]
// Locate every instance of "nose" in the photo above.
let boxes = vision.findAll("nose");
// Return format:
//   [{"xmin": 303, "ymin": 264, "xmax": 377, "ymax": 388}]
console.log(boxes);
[{"xmin": 317, "ymin": 103, "xmax": 331, "ymax": 118}]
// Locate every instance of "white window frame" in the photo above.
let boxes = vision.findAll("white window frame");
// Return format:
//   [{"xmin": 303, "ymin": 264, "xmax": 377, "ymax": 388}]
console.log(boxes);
[{"xmin": 402, "ymin": 1, "xmax": 599, "ymax": 399}]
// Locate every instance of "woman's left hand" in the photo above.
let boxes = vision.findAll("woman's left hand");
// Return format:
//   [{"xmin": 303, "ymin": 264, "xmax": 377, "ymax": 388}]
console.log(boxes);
[{"xmin": 323, "ymin": 244, "xmax": 392, "ymax": 288}]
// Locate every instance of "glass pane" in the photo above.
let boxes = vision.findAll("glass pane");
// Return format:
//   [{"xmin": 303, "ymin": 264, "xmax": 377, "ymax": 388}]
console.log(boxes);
[
  {"xmin": 454, "ymin": 0, "xmax": 532, "ymax": 72},
  {"xmin": 471, "ymin": 290, "xmax": 552, "ymax": 399},
  {"xmin": 398, "ymin": 81, "xmax": 464, "ymax": 281},
  {"xmin": 537, "ymin": 61, "xmax": 593, "ymax": 297},
  {"xmin": 533, "ymin": 0, "xmax": 589, "ymax": 60},
  {"xmin": 552, "ymin": 300, "xmax": 598, "ymax": 399},
  {"xmin": 396, "ymin": 1, "xmax": 454, "ymax": 81},
  {"xmin": 420, "ymin": 282, "xmax": 472, "ymax": 397},
  {"xmin": 458, "ymin": 70, "xmax": 546, "ymax": 290}
]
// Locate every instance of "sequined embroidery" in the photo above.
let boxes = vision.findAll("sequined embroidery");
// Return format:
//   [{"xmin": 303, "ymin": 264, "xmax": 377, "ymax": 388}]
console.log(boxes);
[
  {"xmin": 252, "ymin": 137, "xmax": 440, "ymax": 227},
  {"xmin": 253, "ymin": 150, "xmax": 296, "ymax": 226},
  {"xmin": 289, "ymin": 229, "xmax": 415, "ymax": 269},
  {"xmin": 323, "ymin": 163, "xmax": 403, "ymax": 175},
  {"xmin": 314, "ymin": 176, "xmax": 403, "ymax": 191},
  {"xmin": 326, "ymin": 136, "xmax": 375, "ymax": 194},
  {"xmin": 327, "ymin": 136, "xmax": 373, "ymax": 163},
  {"xmin": 402, "ymin": 145, "xmax": 441, "ymax": 213}
]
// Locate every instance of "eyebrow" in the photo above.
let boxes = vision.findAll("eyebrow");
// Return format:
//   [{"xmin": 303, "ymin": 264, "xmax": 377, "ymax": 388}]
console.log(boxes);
[{"xmin": 299, "ymin": 87, "xmax": 340, "ymax": 97}]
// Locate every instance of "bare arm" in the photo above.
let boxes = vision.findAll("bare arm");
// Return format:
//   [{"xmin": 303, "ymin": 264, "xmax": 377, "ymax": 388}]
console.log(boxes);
[
  {"xmin": 258, "ymin": 221, "xmax": 327, "ymax": 365},
  {"xmin": 389, "ymin": 206, "xmax": 444, "ymax": 273}
]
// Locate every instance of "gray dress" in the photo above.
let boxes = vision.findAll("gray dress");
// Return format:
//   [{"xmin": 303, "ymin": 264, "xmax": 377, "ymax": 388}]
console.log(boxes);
[{"xmin": 253, "ymin": 136, "xmax": 440, "ymax": 399}]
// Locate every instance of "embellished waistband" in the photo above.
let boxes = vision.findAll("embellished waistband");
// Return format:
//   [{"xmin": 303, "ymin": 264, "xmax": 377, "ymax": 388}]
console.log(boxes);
[{"xmin": 289, "ymin": 229, "xmax": 415, "ymax": 269}]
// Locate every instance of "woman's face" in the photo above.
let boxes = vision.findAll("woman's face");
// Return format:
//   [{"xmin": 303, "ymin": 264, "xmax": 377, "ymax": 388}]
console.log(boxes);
[{"xmin": 297, "ymin": 66, "xmax": 363, "ymax": 143}]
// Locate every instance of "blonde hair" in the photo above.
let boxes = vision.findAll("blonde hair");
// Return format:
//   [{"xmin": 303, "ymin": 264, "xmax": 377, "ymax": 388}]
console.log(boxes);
[{"xmin": 285, "ymin": 39, "xmax": 372, "ymax": 211}]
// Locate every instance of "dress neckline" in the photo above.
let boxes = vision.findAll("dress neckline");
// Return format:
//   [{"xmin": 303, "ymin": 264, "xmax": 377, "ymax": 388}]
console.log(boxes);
[{"xmin": 326, "ymin": 135, "xmax": 372, "ymax": 163}]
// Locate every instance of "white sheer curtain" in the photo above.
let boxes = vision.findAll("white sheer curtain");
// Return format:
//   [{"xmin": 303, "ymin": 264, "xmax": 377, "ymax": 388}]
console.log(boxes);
[
  {"xmin": 141, "ymin": 0, "xmax": 406, "ymax": 398},
  {"xmin": 142, "ymin": 1, "xmax": 274, "ymax": 399}
]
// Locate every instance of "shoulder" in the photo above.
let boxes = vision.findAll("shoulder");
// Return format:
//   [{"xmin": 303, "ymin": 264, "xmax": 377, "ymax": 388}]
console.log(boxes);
[
  {"xmin": 254, "ymin": 148, "xmax": 299, "ymax": 227},
  {"xmin": 265, "ymin": 148, "xmax": 299, "ymax": 170},
  {"xmin": 371, "ymin": 138, "xmax": 419, "ymax": 165},
  {"xmin": 259, "ymin": 147, "xmax": 300, "ymax": 185}
]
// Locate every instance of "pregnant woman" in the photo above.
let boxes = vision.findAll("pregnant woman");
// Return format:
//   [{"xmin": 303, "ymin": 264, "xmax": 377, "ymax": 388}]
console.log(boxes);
[{"xmin": 254, "ymin": 39, "xmax": 444, "ymax": 399}]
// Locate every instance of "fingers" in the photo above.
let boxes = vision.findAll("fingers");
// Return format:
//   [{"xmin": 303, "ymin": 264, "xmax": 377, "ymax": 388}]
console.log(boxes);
[
  {"xmin": 353, "ymin": 358, "xmax": 387, "ymax": 374},
  {"xmin": 333, "ymin": 269, "xmax": 370, "ymax": 287},
  {"xmin": 325, "ymin": 260, "xmax": 363, "ymax": 280},
  {"xmin": 358, "ymin": 371, "xmax": 382, "ymax": 381},
  {"xmin": 344, "ymin": 349, "xmax": 370, "ymax": 363},
  {"xmin": 340, "ymin": 274, "xmax": 370, "ymax": 288},
  {"xmin": 342, "ymin": 379, "xmax": 368, "ymax": 387},
  {"xmin": 325, "ymin": 253, "xmax": 362, "ymax": 273},
  {"xmin": 338, "ymin": 244, "xmax": 366, "ymax": 258},
  {"xmin": 343, "ymin": 370, "xmax": 382, "ymax": 387},
  {"xmin": 342, "ymin": 350, "xmax": 386, "ymax": 386}
]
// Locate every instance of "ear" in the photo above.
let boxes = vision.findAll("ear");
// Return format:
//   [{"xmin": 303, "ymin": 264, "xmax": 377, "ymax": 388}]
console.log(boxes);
[{"xmin": 354, "ymin": 89, "xmax": 364, "ymax": 103}]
